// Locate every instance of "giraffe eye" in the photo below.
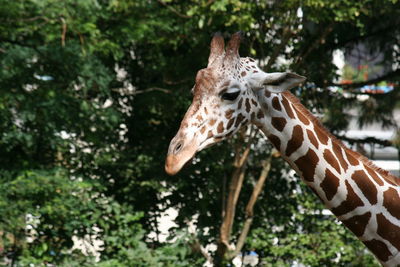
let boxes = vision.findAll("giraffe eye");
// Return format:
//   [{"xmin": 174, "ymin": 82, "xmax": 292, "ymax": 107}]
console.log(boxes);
[{"xmin": 221, "ymin": 90, "xmax": 240, "ymax": 101}]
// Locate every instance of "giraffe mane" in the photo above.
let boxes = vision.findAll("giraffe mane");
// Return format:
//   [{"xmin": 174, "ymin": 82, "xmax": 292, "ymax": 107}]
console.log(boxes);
[{"xmin": 283, "ymin": 91, "xmax": 400, "ymax": 185}]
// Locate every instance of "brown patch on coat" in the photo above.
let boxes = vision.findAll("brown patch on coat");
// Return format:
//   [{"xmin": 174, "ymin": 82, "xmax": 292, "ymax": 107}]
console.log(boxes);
[
  {"xmin": 315, "ymin": 127, "xmax": 328, "ymax": 145},
  {"xmin": 217, "ymin": 122, "xmax": 224, "ymax": 133},
  {"xmin": 268, "ymin": 134, "xmax": 281, "ymax": 151},
  {"xmin": 342, "ymin": 212, "xmax": 371, "ymax": 237},
  {"xmin": 351, "ymin": 170, "xmax": 378, "ymax": 205},
  {"xmin": 320, "ymin": 169, "xmax": 340, "ymax": 201},
  {"xmin": 281, "ymin": 96, "xmax": 295, "ymax": 119},
  {"xmin": 377, "ymin": 213, "xmax": 400, "ymax": 250},
  {"xmin": 294, "ymin": 149, "xmax": 319, "ymax": 182},
  {"xmin": 237, "ymin": 98, "xmax": 243, "ymax": 109},
  {"xmin": 333, "ymin": 143, "xmax": 348, "ymax": 172},
  {"xmin": 271, "ymin": 117, "xmax": 287, "ymax": 132},
  {"xmin": 234, "ymin": 114, "xmax": 245, "ymax": 127},
  {"xmin": 245, "ymin": 98, "xmax": 251, "ymax": 112},
  {"xmin": 272, "ymin": 97, "xmax": 282, "ymax": 111},
  {"xmin": 306, "ymin": 129, "xmax": 319, "ymax": 149},
  {"xmin": 363, "ymin": 239, "xmax": 392, "ymax": 262},
  {"xmin": 227, "ymin": 118, "xmax": 235, "ymax": 129},
  {"xmin": 383, "ymin": 188, "xmax": 400, "ymax": 220},
  {"xmin": 285, "ymin": 125, "xmax": 304, "ymax": 157},
  {"xmin": 225, "ymin": 109, "xmax": 234, "ymax": 119}
]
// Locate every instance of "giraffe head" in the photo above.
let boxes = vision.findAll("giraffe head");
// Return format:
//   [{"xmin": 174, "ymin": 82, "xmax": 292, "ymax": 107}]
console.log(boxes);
[{"xmin": 165, "ymin": 32, "xmax": 305, "ymax": 175}]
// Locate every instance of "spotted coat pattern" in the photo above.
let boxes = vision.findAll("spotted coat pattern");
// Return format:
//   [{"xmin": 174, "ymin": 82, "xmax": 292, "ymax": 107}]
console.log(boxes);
[{"xmin": 257, "ymin": 91, "xmax": 400, "ymax": 266}]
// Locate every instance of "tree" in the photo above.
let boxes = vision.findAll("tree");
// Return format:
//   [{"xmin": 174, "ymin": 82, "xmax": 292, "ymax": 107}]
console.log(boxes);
[{"xmin": 0, "ymin": 0, "xmax": 399, "ymax": 266}]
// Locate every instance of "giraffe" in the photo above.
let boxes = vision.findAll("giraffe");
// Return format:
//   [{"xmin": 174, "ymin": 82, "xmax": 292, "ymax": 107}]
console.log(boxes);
[{"xmin": 165, "ymin": 32, "xmax": 400, "ymax": 266}]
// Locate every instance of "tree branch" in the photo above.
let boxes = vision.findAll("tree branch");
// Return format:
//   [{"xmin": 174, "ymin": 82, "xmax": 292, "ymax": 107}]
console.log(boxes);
[
  {"xmin": 4, "ymin": 16, "xmax": 50, "ymax": 23},
  {"xmin": 228, "ymin": 152, "xmax": 273, "ymax": 259},
  {"xmin": 244, "ymin": 155, "xmax": 273, "ymax": 218},
  {"xmin": 190, "ymin": 238, "xmax": 213, "ymax": 264},
  {"xmin": 216, "ymin": 128, "xmax": 254, "ymax": 263},
  {"xmin": 135, "ymin": 87, "xmax": 171, "ymax": 95},
  {"xmin": 111, "ymin": 87, "xmax": 171, "ymax": 95},
  {"xmin": 163, "ymin": 77, "xmax": 191, "ymax": 85},
  {"xmin": 157, "ymin": 0, "xmax": 192, "ymax": 19},
  {"xmin": 330, "ymin": 69, "xmax": 400, "ymax": 89},
  {"xmin": 60, "ymin": 17, "xmax": 67, "ymax": 47},
  {"xmin": 219, "ymin": 144, "xmax": 249, "ymax": 245},
  {"xmin": 335, "ymin": 134, "xmax": 394, "ymax": 147}
]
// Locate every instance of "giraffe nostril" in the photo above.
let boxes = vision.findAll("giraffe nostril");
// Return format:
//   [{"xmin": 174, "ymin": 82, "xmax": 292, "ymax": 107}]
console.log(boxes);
[{"xmin": 174, "ymin": 142, "xmax": 183, "ymax": 154}]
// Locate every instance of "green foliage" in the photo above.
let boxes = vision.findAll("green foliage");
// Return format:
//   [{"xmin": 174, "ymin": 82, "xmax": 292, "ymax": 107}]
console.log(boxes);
[
  {"xmin": 0, "ymin": 169, "xmax": 201, "ymax": 266},
  {"xmin": 1, "ymin": 0, "xmax": 399, "ymax": 266},
  {"xmin": 89, "ymin": 204, "xmax": 203, "ymax": 267},
  {"xmin": 0, "ymin": 168, "xmax": 98, "ymax": 262}
]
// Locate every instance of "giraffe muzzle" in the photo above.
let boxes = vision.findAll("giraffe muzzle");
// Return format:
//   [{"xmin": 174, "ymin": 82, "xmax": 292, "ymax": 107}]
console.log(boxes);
[
  {"xmin": 165, "ymin": 154, "xmax": 180, "ymax": 176},
  {"xmin": 165, "ymin": 137, "xmax": 199, "ymax": 175}
]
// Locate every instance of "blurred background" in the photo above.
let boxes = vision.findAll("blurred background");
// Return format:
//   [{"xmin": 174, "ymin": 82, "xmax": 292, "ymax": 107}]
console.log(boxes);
[{"xmin": 0, "ymin": 0, "xmax": 399, "ymax": 266}]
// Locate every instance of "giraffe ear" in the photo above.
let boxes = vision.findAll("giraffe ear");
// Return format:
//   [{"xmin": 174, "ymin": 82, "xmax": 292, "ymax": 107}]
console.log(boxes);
[
  {"xmin": 264, "ymin": 72, "xmax": 306, "ymax": 92},
  {"xmin": 251, "ymin": 72, "xmax": 306, "ymax": 93}
]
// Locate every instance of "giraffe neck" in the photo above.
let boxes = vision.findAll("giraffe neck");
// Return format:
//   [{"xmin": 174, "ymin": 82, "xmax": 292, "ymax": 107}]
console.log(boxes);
[{"xmin": 255, "ymin": 90, "xmax": 400, "ymax": 266}]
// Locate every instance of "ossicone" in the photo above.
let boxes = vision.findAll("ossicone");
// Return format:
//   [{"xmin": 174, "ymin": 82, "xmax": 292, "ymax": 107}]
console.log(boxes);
[
  {"xmin": 224, "ymin": 31, "xmax": 242, "ymax": 61},
  {"xmin": 208, "ymin": 32, "xmax": 225, "ymax": 67},
  {"xmin": 208, "ymin": 32, "xmax": 243, "ymax": 67}
]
